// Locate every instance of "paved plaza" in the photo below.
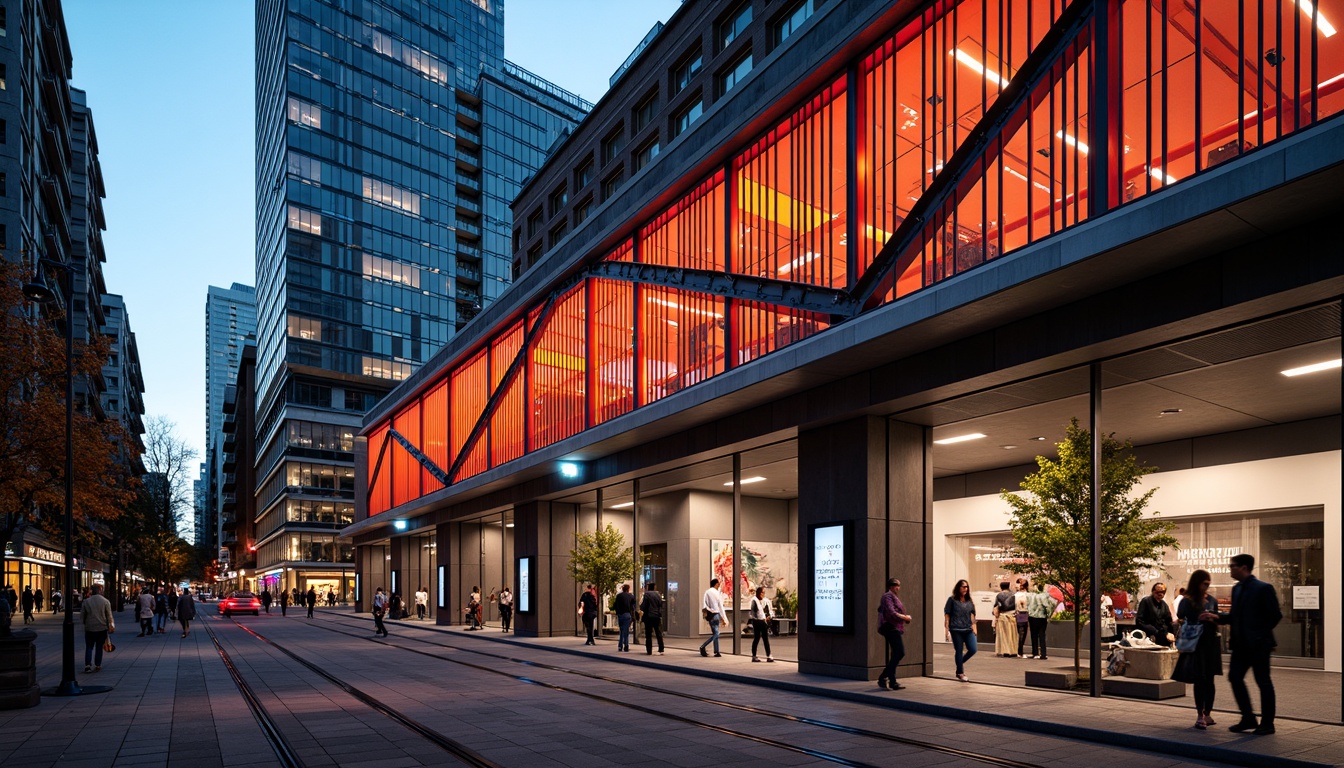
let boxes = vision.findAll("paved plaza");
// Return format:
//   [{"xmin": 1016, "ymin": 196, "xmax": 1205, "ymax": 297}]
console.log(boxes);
[{"xmin": 0, "ymin": 608, "xmax": 1340, "ymax": 767}]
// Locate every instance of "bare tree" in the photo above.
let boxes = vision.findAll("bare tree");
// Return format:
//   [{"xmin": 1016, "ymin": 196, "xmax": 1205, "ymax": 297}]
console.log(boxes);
[{"xmin": 139, "ymin": 416, "xmax": 198, "ymax": 535}]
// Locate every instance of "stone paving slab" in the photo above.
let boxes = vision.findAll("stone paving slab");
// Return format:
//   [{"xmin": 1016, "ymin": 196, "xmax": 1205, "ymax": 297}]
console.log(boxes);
[{"xmin": 2, "ymin": 608, "xmax": 1338, "ymax": 767}]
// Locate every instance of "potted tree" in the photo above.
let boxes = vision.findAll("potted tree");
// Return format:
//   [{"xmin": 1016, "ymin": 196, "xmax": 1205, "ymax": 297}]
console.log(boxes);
[
  {"xmin": 568, "ymin": 524, "xmax": 644, "ymax": 635},
  {"xmin": 1001, "ymin": 418, "xmax": 1177, "ymax": 685}
]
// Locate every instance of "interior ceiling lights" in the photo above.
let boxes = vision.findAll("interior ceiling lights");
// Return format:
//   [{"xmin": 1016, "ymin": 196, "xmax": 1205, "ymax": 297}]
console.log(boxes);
[
  {"xmin": 933, "ymin": 433, "xmax": 986, "ymax": 445},
  {"xmin": 724, "ymin": 476, "xmax": 767, "ymax": 486},
  {"xmin": 1281, "ymin": 358, "xmax": 1341, "ymax": 377}
]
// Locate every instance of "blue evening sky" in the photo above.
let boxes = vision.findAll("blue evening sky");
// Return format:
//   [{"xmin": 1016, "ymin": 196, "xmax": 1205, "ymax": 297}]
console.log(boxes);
[{"xmin": 63, "ymin": 0, "xmax": 682, "ymax": 464}]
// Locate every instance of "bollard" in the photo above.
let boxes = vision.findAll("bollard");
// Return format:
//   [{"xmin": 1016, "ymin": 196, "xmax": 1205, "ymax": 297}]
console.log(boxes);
[{"xmin": 0, "ymin": 629, "xmax": 41, "ymax": 709}]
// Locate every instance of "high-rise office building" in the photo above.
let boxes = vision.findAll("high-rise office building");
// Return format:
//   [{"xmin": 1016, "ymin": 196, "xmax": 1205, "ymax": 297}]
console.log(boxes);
[
  {"xmin": 203, "ymin": 283, "xmax": 257, "ymax": 552},
  {"xmin": 253, "ymin": 0, "xmax": 589, "ymax": 598},
  {"xmin": 2, "ymin": 0, "xmax": 142, "ymax": 593}
]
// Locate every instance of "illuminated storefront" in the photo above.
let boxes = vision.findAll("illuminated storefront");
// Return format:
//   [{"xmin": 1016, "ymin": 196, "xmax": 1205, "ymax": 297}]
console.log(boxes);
[{"xmin": 345, "ymin": 0, "xmax": 1343, "ymax": 690}]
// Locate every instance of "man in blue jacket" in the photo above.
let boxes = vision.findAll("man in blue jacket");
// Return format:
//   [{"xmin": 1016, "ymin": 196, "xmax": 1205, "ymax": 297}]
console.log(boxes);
[{"xmin": 1215, "ymin": 553, "xmax": 1282, "ymax": 735}]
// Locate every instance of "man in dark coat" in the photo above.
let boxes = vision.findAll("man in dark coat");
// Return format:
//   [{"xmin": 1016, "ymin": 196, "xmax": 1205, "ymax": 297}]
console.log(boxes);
[
  {"xmin": 20, "ymin": 586, "xmax": 35, "ymax": 624},
  {"xmin": 638, "ymin": 582, "xmax": 664, "ymax": 655},
  {"xmin": 1217, "ymin": 553, "xmax": 1282, "ymax": 735},
  {"xmin": 305, "ymin": 587, "xmax": 318, "ymax": 619},
  {"xmin": 1135, "ymin": 582, "xmax": 1175, "ymax": 646}
]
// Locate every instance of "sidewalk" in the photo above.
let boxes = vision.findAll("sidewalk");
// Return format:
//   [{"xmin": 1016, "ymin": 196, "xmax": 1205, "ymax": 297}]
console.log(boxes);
[
  {"xmin": 3, "ymin": 608, "xmax": 1340, "ymax": 767},
  {"xmin": 382, "ymin": 613, "xmax": 1344, "ymax": 768}
]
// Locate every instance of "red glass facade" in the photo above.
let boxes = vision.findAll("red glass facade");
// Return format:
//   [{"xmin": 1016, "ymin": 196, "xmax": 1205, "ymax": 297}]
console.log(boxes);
[{"xmin": 367, "ymin": 0, "xmax": 1344, "ymax": 515}]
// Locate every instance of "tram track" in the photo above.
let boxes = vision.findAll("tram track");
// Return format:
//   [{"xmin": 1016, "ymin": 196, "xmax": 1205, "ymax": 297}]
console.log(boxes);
[
  {"xmin": 299, "ymin": 612, "xmax": 1051, "ymax": 768},
  {"xmin": 203, "ymin": 614, "xmax": 500, "ymax": 768}
]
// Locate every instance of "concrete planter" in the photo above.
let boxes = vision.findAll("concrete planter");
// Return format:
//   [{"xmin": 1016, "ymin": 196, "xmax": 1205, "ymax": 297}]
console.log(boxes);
[{"xmin": 0, "ymin": 630, "xmax": 41, "ymax": 709}]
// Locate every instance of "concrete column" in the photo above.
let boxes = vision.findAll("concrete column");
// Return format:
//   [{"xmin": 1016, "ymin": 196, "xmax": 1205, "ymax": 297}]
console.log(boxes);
[
  {"xmin": 434, "ymin": 523, "xmax": 452, "ymax": 625},
  {"xmin": 388, "ymin": 535, "xmax": 406, "ymax": 606},
  {"xmin": 512, "ymin": 500, "xmax": 580, "ymax": 637},
  {"xmin": 798, "ymin": 417, "xmax": 930, "ymax": 680}
]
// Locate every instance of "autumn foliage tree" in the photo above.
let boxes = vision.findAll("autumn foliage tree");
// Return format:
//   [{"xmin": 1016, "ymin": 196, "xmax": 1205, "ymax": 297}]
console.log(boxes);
[{"xmin": 0, "ymin": 259, "xmax": 135, "ymax": 581}]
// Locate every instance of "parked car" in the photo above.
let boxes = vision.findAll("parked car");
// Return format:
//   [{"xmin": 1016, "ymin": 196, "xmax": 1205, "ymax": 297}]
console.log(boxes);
[{"xmin": 219, "ymin": 591, "xmax": 261, "ymax": 617}]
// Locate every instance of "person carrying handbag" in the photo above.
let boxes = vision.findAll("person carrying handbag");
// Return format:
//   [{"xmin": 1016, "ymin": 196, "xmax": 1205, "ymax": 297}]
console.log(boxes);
[
  {"xmin": 81, "ymin": 584, "xmax": 114, "ymax": 673},
  {"xmin": 1172, "ymin": 569, "xmax": 1222, "ymax": 730}
]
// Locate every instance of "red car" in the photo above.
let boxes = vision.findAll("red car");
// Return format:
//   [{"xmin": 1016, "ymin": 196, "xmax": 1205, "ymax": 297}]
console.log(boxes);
[{"xmin": 219, "ymin": 591, "xmax": 262, "ymax": 617}]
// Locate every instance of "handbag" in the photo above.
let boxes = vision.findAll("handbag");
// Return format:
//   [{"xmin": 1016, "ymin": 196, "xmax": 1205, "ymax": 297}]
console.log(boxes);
[
  {"xmin": 103, "ymin": 638, "xmax": 115, "ymax": 653},
  {"xmin": 1175, "ymin": 621, "xmax": 1203, "ymax": 653},
  {"xmin": 701, "ymin": 607, "xmax": 713, "ymax": 622}
]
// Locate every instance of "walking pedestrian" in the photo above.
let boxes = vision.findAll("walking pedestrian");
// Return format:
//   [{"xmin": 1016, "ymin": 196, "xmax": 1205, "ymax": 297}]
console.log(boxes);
[
  {"xmin": 1173, "ymin": 569, "xmax": 1222, "ymax": 730},
  {"xmin": 177, "ymin": 587, "xmax": 197, "ymax": 637},
  {"xmin": 1026, "ymin": 583, "xmax": 1056, "ymax": 659},
  {"xmin": 699, "ymin": 578, "xmax": 726, "ymax": 657},
  {"xmin": 81, "ymin": 584, "xmax": 114, "ymax": 673},
  {"xmin": 992, "ymin": 581, "xmax": 1018, "ymax": 657},
  {"xmin": 613, "ymin": 583, "xmax": 636, "ymax": 651},
  {"xmin": 20, "ymin": 586, "xmax": 35, "ymax": 624},
  {"xmin": 749, "ymin": 586, "xmax": 776, "ymax": 664},
  {"xmin": 306, "ymin": 587, "xmax": 318, "ymax": 619},
  {"xmin": 34, "ymin": 588, "xmax": 44, "ymax": 614},
  {"xmin": 466, "ymin": 586, "xmax": 483, "ymax": 630},
  {"xmin": 1219, "ymin": 553, "xmax": 1282, "ymax": 735},
  {"xmin": 1014, "ymin": 579, "xmax": 1030, "ymax": 658},
  {"xmin": 136, "ymin": 587, "xmax": 155, "ymax": 637},
  {"xmin": 280, "ymin": 588, "xmax": 290, "ymax": 616},
  {"xmin": 415, "ymin": 586, "xmax": 429, "ymax": 620},
  {"xmin": 4, "ymin": 584, "xmax": 16, "ymax": 613},
  {"xmin": 167, "ymin": 586, "xmax": 179, "ymax": 621},
  {"xmin": 51, "ymin": 588, "xmax": 62, "ymax": 613},
  {"xmin": 639, "ymin": 582, "xmax": 665, "ymax": 655},
  {"xmin": 876, "ymin": 578, "xmax": 910, "ymax": 688},
  {"xmin": 371, "ymin": 587, "xmax": 389, "ymax": 637},
  {"xmin": 327, "ymin": 589, "xmax": 336, "ymax": 607},
  {"xmin": 1136, "ymin": 582, "xmax": 1176, "ymax": 647},
  {"xmin": 498, "ymin": 586, "xmax": 513, "ymax": 632},
  {"xmin": 261, "ymin": 588, "xmax": 273, "ymax": 614},
  {"xmin": 944, "ymin": 579, "xmax": 977, "ymax": 682},
  {"xmin": 154, "ymin": 587, "xmax": 169, "ymax": 634},
  {"xmin": 578, "ymin": 584, "xmax": 599, "ymax": 645}
]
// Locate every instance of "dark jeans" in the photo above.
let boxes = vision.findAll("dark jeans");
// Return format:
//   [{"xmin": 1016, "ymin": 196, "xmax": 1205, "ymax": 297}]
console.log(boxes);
[
  {"xmin": 500, "ymin": 605, "xmax": 512, "ymax": 631},
  {"xmin": 950, "ymin": 628, "xmax": 977, "ymax": 674},
  {"xmin": 179, "ymin": 618, "xmax": 192, "ymax": 634},
  {"xmin": 751, "ymin": 619, "xmax": 772, "ymax": 658},
  {"xmin": 84, "ymin": 630, "xmax": 108, "ymax": 667},
  {"xmin": 416, "ymin": 604, "xmax": 426, "ymax": 620},
  {"xmin": 139, "ymin": 617, "xmax": 153, "ymax": 635},
  {"xmin": 880, "ymin": 627, "xmax": 904, "ymax": 682},
  {"xmin": 1193, "ymin": 675, "xmax": 1217, "ymax": 715},
  {"xmin": 307, "ymin": 603, "xmax": 315, "ymax": 618},
  {"xmin": 1016, "ymin": 618, "xmax": 1029, "ymax": 655},
  {"xmin": 1229, "ymin": 647, "xmax": 1275, "ymax": 724},
  {"xmin": 1028, "ymin": 617, "xmax": 1049, "ymax": 657},
  {"xmin": 583, "ymin": 614, "xmax": 597, "ymax": 644},
  {"xmin": 617, "ymin": 613, "xmax": 633, "ymax": 650},
  {"xmin": 373, "ymin": 612, "xmax": 388, "ymax": 636},
  {"xmin": 643, "ymin": 619, "xmax": 664, "ymax": 653}
]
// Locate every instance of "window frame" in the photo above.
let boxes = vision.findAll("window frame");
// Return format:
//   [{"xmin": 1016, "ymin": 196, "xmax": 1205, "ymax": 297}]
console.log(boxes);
[
  {"xmin": 717, "ymin": 1, "xmax": 754, "ymax": 51},
  {"xmin": 718, "ymin": 49, "xmax": 754, "ymax": 97},
  {"xmin": 671, "ymin": 47, "xmax": 704, "ymax": 95}
]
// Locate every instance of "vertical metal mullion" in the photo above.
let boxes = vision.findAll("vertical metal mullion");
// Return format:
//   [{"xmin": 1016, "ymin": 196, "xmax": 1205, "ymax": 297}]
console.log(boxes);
[
  {"xmin": 1146, "ymin": 0, "xmax": 1154, "ymax": 196},
  {"xmin": 723, "ymin": 161, "xmax": 735, "ymax": 370},
  {"xmin": 1089, "ymin": 362, "xmax": 1103, "ymax": 698},
  {"xmin": 1026, "ymin": 0, "xmax": 1035, "ymax": 245},
  {"xmin": 1194, "ymin": 0, "xmax": 1203, "ymax": 172},
  {"xmin": 1256, "ymin": 0, "xmax": 1265, "ymax": 146},
  {"xmin": 585, "ymin": 279, "xmax": 594, "ymax": 430},
  {"xmin": 1160, "ymin": 0, "xmax": 1169, "ymax": 192},
  {"xmin": 1310, "ymin": 0, "xmax": 1319, "ymax": 124},
  {"xmin": 847, "ymin": 65, "xmax": 859, "ymax": 289},
  {"xmin": 1275, "ymin": 0, "xmax": 1285, "ymax": 133},
  {"xmin": 631, "ymin": 235, "xmax": 642, "ymax": 408}
]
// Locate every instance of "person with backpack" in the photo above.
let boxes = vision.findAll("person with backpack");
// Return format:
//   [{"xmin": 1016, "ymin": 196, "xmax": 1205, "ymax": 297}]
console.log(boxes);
[
  {"xmin": 154, "ymin": 587, "xmax": 169, "ymax": 634},
  {"xmin": 177, "ymin": 587, "xmax": 198, "ymax": 638}
]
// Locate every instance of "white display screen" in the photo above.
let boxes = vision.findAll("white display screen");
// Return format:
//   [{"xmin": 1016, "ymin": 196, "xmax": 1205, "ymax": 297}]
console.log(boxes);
[
  {"xmin": 437, "ymin": 566, "xmax": 446, "ymax": 609},
  {"xmin": 518, "ymin": 557, "xmax": 532, "ymax": 613},
  {"xmin": 812, "ymin": 524, "xmax": 846, "ymax": 628}
]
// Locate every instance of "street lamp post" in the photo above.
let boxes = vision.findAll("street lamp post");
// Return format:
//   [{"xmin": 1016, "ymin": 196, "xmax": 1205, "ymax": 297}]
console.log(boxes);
[{"xmin": 23, "ymin": 257, "xmax": 112, "ymax": 697}]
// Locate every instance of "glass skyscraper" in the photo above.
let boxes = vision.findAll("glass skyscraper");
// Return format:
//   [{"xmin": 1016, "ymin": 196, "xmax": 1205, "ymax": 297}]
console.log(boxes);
[
  {"xmin": 202, "ymin": 282, "xmax": 257, "ymax": 552},
  {"xmin": 253, "ymin": 0, "xmax": 588, "ymax": 597}
]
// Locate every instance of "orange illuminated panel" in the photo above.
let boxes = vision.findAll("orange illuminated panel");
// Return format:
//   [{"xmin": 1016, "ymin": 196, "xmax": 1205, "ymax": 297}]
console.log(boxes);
[
  {"xmin": 367, "ymin": 423, "xmax": 391, "ymax": 516},
  {"xmin": 605, "ymin": 238, "xmax": 634, "ymax": 263},
  {"xmin": 733, "ymin": 301, "xmax": 829, "ymax": 366},
  {"xmin": 451, "ymin": 349, "xmax": 490, "ymax": 480},
  {"xmin": 490, "ymin": 323, "xmax": 525, "ymax": 467},
  {"xmin": 421, "ymin": 379, "xmax": 448, "ymax": 494},
  {"xmin": 590, "ymin": 277, "xmax": 635, "ymax": 425},
  {"xmin": 639, "ymin": 171, "xmax": 725, "ymax": 270},
  {"xmin": 734, "ymin": 79, "xmax": 848, "ymax": 289},
  {"xmin": 639, "ymin": 286, "xmax": 724, "ymax": 406},
  {"xmin": 391, "ymin": 402, "xmax": 421, "ymax": 508},
  {"xmin": 530, "ymin": 284, "xmax": 588, "ymax": 450}
]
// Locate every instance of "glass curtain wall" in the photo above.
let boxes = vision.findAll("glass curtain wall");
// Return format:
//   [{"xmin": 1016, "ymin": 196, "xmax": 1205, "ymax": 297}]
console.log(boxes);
[{"xmin": 367, "ymin": 0, "xmax": 1344, "ymax": 514}]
